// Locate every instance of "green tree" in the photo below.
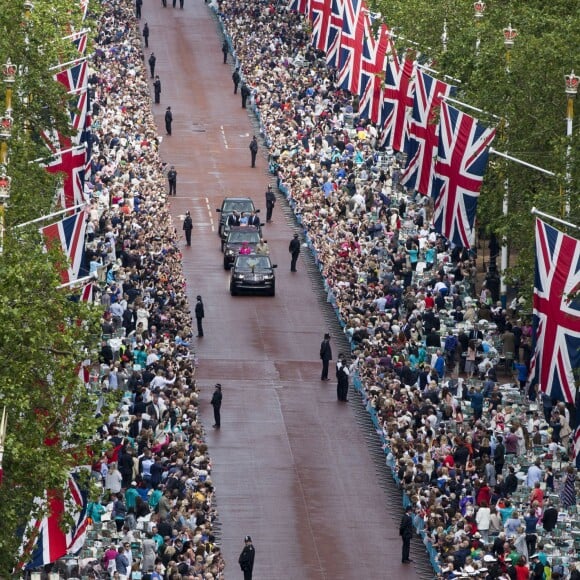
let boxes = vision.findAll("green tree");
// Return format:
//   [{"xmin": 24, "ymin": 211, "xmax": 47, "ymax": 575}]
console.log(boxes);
[
  {"xmin": 0, "ymin": 0, "xmax": 106, "ymax": 573},
  {"xmin": 373, "ymin": 0, "xmax": 579, "ymax": 295}
]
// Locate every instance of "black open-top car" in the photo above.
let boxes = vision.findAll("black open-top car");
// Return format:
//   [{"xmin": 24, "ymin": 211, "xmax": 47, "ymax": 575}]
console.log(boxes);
[
  {"xmin": 229, "ymin": 254, "xmax": 277, "ymax": 296},
  {"xmin": 223, "ymin": 226, "xmax": 261, "ymax": 269},
  {"xmin": 216, "ymin": 197, "xmax": 259, "ymax": 244}
]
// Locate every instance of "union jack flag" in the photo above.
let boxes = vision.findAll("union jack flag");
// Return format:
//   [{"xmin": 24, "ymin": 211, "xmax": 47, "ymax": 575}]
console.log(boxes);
[
  {"xmin": 289, "ymin": 0, "xmax": 310, "ymax": 14},
  {"xmin": 401, "ymin": 69, "xmax": 455, "ymax": 196},
  {"xmin": 528, "ymin": 219, "xmax": 580, "ymax": 405},
  {"xmin": 43, "ymin": 141, "xmax": 88, "ymax": 209},
  {"xmin": 40, "ymin": 209, "xmax": 88, "ymax": 284},
  {"xmin": 325, "ymin": 0, "xmax": 344, "ymax": 68},
  {"xmin": 55, "ymin": 61, "xmax": 89, "ymax": 141},
  {"xmin": 336, "ymin": 0, "xmax": 367, "ymax": 95},
  {"xmin": 21, "ymin": 471, "xmax": 89, "ymax": 570},
  {"xmin": 310, "ymin": 0, "xmax": 333, "ymax": 53},
  {"xmin": 358, "ymin": 24, "xmax": 395, "ymax": 124},
  {"xmin": 379, "ymin": 52, "xmax": 416, "ymax": 153},
  {"xmin": 431, "ymin": 102, "xmax": 495, "ymax": 248}
]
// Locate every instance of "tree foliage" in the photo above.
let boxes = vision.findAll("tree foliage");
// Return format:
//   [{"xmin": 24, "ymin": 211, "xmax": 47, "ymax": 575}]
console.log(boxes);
[
  {"xmin": 372, "ymin": 0, "xmax": 579, "ymax": 295},
  {"xmin": 0, "ymin": 1, "xmax": 106, "ymax": 573}
]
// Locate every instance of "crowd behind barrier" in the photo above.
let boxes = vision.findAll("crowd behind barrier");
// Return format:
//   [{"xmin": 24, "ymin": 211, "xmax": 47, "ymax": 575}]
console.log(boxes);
[
  {"xmin": 40, "ymin": 1, "xmax": 224, "ymax": 578},
  {"xmin": 212, "ymin": 0, "xmax": 580, "ymax": 579}
]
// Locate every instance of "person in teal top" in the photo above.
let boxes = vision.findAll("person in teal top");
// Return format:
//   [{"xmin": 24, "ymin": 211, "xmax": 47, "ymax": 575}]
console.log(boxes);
[
  {"xmin": 87, "ymin": 500, "xmax": 106, "ymax": 523},
  {"xmin": 424, "ymin": 245, "xmax": 437, "ymax": 271},
  {"xmin": 148, "ymin": 486, "xmax": 163, "ymax": 511},
  {"xmin": 407, "ymin": 246, "xmax": 419, "ymax": 270},
  {"xmin": 151, "ymin": 525, "xmax": 164, "ymax": 550},
  {"xmin": 125, "ymin": 481, "xmax": 139, "ymax": 510},
  {"xmin": 132, "ymin": 344, "xmax": 147, "ymax": 368}
]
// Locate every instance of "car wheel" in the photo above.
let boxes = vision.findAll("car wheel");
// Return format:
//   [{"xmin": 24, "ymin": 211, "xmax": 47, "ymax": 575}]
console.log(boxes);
[
  {"xmin": 268, "ymin": 285, "xmax": 276, "ymax": 297},
  {"xmin": 230, "ymin": 284, "xmax": 237, "ymax": 296}
]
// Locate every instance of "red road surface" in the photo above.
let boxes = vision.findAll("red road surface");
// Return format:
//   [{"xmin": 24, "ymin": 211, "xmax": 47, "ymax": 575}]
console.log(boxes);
[{"xmin": 143, "ymin": 1, "xmax": 424, "ymax": 577}]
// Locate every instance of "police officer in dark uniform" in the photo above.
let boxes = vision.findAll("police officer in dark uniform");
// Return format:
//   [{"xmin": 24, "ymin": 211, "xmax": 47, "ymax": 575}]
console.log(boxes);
[
  {"xmin": 241, "ymin": 82, "xmax": 251, "ymax": 109},
  {"xmin": 183, "ymin": 211, "xmax": 193, "ymax": 246},
  {"xmin": 153, "ymin": 75, "xmax": 161, "ymax": 104},
  {"xmin": 195, "ymin": 295, "xmax": 204, "ymax": 337},
  {"xmin": 165, "ymin": 106, "xmax": 173, "ymax": 135},
  {"xmin": 265, "ymin": 185, "xmax": 276, "ymax": 222},
  {"xmin": 336, "ymin": 354, "xmax": 349, "ymax": 402},
  {"xmin": 399, "ymin": 505, "xmax": 414, "ymax": 563},
  {"xmin": 211, "ymin": 384, "xmax": 222, "ymax": 429},
  {"xmin": 320, "ymin": 333, "xmax": 332, "ymax": 381},
  {"xmin": 232, "ymin": 67, "xmax": 241, "ymax": 94},
  {"xmin": 238, "ymin": 536, "xmax": 255, "ymax": 580},
  {"xmin": 289, "ymin": 233, "xmax": 300, "ymax": 272}
]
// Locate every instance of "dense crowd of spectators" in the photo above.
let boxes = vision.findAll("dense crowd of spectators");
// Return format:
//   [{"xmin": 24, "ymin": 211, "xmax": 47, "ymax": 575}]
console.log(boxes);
[
  {"xmin": 61, "ymin": 1, "xmax": 224, "ymax": 578},
  {"xmin": 215, "ymin": 0, "xmax": 580, "ymax": 578}
]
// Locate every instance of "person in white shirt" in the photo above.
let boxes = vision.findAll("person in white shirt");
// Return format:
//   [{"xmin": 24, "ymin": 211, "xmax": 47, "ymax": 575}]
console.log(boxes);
[
  {"xmin": 526, "ymin": 460, "xmax": 543, "ymax": 488},
  {"xmin": 105, "ymin": 462, "xmax": 123, "ymax": 494}
]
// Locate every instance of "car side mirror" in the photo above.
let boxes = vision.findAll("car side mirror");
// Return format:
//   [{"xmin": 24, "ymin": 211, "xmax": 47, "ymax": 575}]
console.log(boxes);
[
  {"xmin": 255, "ymin": 209, "xmax": 261, "ymax": 213},
  {"xmin": 216, "ymin": 208, "xmax": 221, "ymax": 212},
  {"xmin": 260, "ymin": 222, "xmax": 266, "ymax": 227},
  {"xmin": 272, "ymin": 264, "xmax": 278, "ymax": 268}
]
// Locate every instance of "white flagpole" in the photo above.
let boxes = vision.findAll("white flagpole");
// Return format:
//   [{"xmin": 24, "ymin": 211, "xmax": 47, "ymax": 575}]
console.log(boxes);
[
  {"xmin": 439, "ymin": 94, "xmax": 503, "ymax": 121},
  {"xmin": 61, "ymin": 28, "xmax": 90, "ymax": 41},
  {"xmin": 417, "ymin": 63, "xmax": 461, "ymax": 85},
  {"xmin": 14, "ymin": 203, "xmax": 88, "ymax": 229},
  {"xmin": 57, "ymin": 273, "xmax": 97, "ymax": 290},
  {"xmin": 490, "ymin": 148, "xmax": 556, "ymax": 177},
  {"xmin": 531, "ymin": 207, "xmax": 580, "ymax": 231},
  {"xmin": 49, "ymin": 56, "xmax": 88, "ymax": 71},
  {"xmin": 29, "ymin": 143, "xmax": 86, "ymax": 165}
]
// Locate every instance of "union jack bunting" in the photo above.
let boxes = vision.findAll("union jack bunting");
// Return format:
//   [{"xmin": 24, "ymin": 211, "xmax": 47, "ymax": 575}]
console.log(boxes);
[
  {"xmin": 528, "ymin": 219, "xmax": 580, "ymax": 404},
  {"xmin": 22, "ymin": 472, "xmax": 88, "ymax": 569},
  {"xmin": 358, "ymin": 24, "xmax": 395, "ymax": 124},
  {"xmin": 336, "ymin": 0, "xmax": 367, "ymax": 95},
  {"xmin": 325, "ymin": 0, "xmax": 344, "ymax": 68},
  {"xmin": 40, "ymin": 209, "xmax": 88, "ymax": 284},
  {"xmin": 431, "ymin": 102, "xmax": 495, "ymax": 248},
  {"xmin": 401, "ymin": 69, "xmax": 455, "ymax": 196},
  {"xmin": 289, "ymin": 0, "xmax": 310, "ymax": 14},
  {"xmin": 310, "ymin": 0, "xmax": 333, "ymax": 53},
  {"xmin": 575, "ymin": 424, "xmax": 580, "ymax": 469},
  {"xmin": 380, "ymin": 52, "xmax": 416, "ymax": 153}
]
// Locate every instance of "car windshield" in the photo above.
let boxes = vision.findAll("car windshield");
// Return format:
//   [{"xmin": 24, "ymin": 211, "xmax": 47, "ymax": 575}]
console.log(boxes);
[
  {"xmin": 235, "ymin": 255, "xmax": 271, "ymax": 270},
  {"xmin": 228, "ymin": 231, "xmax": 261, "ymax": 244},
  {"xmin": 222, "ymin": 200, "xmax": 254, "ymax": 213}
]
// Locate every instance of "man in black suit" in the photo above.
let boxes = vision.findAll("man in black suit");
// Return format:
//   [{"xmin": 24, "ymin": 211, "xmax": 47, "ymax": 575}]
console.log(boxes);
[
  {"xmin": 399, "ymin": 505, "xmax": 414, "ymax": 563},
  {"xmin": 469, "ymin": 325, "xmax": 484, "ymax": 341},
  {"xmin": 319, "ymin": 333, "xmax": 332, "ymax": 380},
  {"xmin": 129, "ymin": 412, "xmax": 150, "ymax": 438},
  {"xmin": 247, "ymin": 211, "xmax": 260, "ymax": 228}
]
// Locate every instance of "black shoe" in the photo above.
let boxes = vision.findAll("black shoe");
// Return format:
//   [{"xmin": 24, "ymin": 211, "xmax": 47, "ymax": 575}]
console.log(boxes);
[{"xmin": 196, "ymin": 334, "xmax": 203, "ymax": 337}]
